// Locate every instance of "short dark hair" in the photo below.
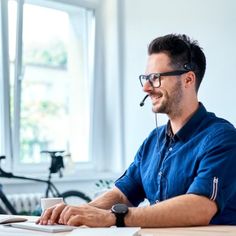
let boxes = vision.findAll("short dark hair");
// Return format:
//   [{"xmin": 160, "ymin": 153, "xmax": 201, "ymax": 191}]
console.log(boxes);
[{"xmin": 148, "ymin": 34, "xmax": 206, "ymax": 92}]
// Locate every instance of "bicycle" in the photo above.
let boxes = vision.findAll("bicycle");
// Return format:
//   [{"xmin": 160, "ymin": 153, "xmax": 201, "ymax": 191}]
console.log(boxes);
[{"xmin": 0, "ymin": 150, "xmax": 91, "ymax": 215}]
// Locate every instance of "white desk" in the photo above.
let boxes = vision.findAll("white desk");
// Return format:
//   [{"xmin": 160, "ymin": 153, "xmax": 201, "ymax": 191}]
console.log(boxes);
[
  {"xmin": 140, "ymin": 226, "xmax": 236, "ymax": 235},
  {"xmin": 1, "ymin": 215, "xmax": 236, "ymax": 235}
]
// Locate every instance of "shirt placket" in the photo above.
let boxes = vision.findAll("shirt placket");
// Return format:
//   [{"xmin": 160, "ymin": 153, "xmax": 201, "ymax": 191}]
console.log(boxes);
[{"xmin": 156, "ymin": 138, "xmax": 174, "ymax": 202}]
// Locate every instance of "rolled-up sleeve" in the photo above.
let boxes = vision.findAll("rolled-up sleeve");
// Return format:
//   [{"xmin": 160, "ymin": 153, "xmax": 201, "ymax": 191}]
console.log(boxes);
[{"xmin": 115, "ymin": 144, "xmax": 146, "ymax": 206}]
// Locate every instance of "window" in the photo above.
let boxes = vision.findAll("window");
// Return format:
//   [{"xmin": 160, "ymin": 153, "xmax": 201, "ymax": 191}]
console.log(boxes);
[
  {"xmin": 7, "ymin": 0, "xmax": 95, "ymax": 169},
  {"xmin": 1, "ymin": 0, "xmax": 124, "ymax": 175}
]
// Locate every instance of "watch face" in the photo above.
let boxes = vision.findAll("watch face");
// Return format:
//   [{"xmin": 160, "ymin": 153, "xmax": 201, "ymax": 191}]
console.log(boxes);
[
  {"xmin": 112, "ymin": 204, "xmax": 128, "ymax": 214},
  {"xmin": 111, "ymin": 204, "xmax": 129, "ymax": 227}
]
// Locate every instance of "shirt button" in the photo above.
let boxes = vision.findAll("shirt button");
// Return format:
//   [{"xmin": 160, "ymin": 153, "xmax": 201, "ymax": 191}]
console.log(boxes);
[
  {"xmin": 169, "ymin": 147, "xmax": 173, "ymax": 151},
  {"xmin": 158, "ymin": 171, "xmax": 162, "ymax": 176}
]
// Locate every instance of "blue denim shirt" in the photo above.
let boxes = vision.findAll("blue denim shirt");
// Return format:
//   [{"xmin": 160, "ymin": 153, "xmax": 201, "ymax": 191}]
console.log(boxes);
[{"xmin": 115, "ymin": 103, "xmax": 236, "ymax": 225}]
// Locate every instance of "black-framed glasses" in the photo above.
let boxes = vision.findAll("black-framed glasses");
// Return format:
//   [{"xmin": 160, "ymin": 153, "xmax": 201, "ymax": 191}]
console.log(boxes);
[{"xmin": 139, "ymin": 70, "xmax": 189, "ymax": 88}]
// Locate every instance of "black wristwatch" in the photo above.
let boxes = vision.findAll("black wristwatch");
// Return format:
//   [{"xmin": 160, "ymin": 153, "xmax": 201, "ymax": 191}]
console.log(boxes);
[{"xmin": 111, "ymin": 203, "xmax": 129, "ymax": 227}]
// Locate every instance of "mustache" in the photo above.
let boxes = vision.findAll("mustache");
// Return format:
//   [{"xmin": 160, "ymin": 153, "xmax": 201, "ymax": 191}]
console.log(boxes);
[{"xmin": 150, "ymin": 91, "xmax": 163, "ymax": 98}]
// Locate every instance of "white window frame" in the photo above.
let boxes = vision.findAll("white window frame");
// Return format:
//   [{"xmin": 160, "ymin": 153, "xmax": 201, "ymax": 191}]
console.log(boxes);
[
  {"xmin": 1, "ymin": 0, "xmax": 125, "ymax": 178},
  {"xmin": 8, "ymin": 0, "xmax": 103, "ymax": 175},
  {"xmin": 0, "ymin": 0, "xmax": 12, "ymax": 171}
]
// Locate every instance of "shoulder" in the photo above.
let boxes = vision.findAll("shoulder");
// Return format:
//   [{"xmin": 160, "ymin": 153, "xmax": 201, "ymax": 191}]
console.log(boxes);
[{"xmin": 204, "ymin": 113, "xmax": 236, "ymax": 135}]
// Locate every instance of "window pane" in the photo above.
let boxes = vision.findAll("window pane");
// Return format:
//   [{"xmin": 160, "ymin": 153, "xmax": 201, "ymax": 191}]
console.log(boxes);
[{"xmin": 18, "ymin": 3, "xmax": 94, "ymax": 164}]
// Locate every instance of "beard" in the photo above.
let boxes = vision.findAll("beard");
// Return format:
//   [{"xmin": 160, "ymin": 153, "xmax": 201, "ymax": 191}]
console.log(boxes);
[{"xmin": 152, "ymin": 79, "xmax": 183, "ymax": 117}]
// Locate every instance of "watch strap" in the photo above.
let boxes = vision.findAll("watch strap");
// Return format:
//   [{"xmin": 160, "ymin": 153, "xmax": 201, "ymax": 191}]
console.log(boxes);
[{"xmin": 114, "ymin": 213, "xmax": 126, "ymax": 227}]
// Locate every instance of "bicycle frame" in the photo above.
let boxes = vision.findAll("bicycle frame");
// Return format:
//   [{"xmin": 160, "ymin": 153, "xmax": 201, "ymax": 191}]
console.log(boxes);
[
  {"xmin": 44, "ymin": 173, "xmax": 61, "ymax": 197},
  {"xmin": 0, "ymin": 184, "xmax": 17, "ymax": 214},
  {"xmin": 7, "ymin": 173, "xmax": 61, "ymax": 197},
  {"xmin": 0, "ymin": 173, "xmax": 62, "ymax": 215},
  {"xmin": 0, "ymin": 153, "xmax": 91, "ymax": 215}
]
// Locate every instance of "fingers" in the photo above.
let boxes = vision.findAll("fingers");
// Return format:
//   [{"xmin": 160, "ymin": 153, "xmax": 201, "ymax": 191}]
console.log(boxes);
[
  {"xmin": 37, "ymin": 207, "xmax": 54, "ymax": 225},
  {"xmin": 37, "ymin": 203, "xmax": 66, "ymax": 225},
  {"xmin": 50, "ymin": 203, "xmax": 67, "ymax": 224},
  {"xmin": 59, "ymin": 206, "xmax": 78, "ymax": 225},
  {"xmin": 66, "ymin": 207, "xmax": 114, "ymax": 227},
  {"xmin": 37, "ymin": 204, "xmax": 107, "ymax": 227},
  {"xmin": 67, "ymin": 215, "xmax": 82, "ymax": 226}
]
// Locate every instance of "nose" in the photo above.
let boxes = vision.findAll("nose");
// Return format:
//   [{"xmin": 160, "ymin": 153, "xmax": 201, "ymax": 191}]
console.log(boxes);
[{"xmin": 143, "ymin": 80, "xmax": 153, "ymax": 93}]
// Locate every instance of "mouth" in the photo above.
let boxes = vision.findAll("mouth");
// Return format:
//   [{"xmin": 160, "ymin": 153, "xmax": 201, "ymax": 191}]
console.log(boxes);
[{"xmin": 150, "ymin": 94, "xmax": 163, "ymax": 104}]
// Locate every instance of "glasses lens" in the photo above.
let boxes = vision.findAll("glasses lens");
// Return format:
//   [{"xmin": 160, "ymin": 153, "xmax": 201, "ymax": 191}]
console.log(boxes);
[
  {"xmin": 149, "ymin": 74, "xmax": 160, "ymax": 87},
  {"xmin": 139, "ymin": 75, "xmax": 146, "ymax": 87},
  {"xmin": 139, "ymin": 74, "xmax": 160, "ymax": 87}
]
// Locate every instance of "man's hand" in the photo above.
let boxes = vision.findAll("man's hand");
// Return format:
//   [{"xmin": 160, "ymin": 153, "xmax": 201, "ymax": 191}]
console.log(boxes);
[
  {"xmin": 59, "ymin": 204, "xmax": 116, "ymax": 227},
  {"xmin": 36, "ymin": 202, "xmax": 67, "ymax": 225}
]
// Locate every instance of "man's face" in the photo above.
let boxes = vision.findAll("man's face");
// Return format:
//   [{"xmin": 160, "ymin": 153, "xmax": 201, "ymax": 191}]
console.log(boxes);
[{"xmin": 143, "ymin": 53, "xmax": 184, "ymax": 116}]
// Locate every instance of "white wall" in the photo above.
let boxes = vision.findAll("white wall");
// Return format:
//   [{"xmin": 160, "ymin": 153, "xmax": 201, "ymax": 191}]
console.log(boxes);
[{"xmin": 120, "ymin": 0, "xmax": 236, "ymax": 166}]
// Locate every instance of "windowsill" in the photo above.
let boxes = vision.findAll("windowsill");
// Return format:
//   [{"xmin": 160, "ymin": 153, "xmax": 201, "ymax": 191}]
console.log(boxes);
[{"xmin": 0, "ymin": 170, "xmax": 121, "ymax": 185}]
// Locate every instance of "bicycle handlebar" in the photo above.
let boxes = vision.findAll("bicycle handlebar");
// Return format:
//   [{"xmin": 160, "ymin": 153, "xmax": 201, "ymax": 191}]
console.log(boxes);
[
  {"xmin": 0, "ymin": 156, "xmax": 6, "ymax": 160},
  {"xmin": 0, "ymin": 168, "xmax": 14, "ymax": 178},
  {"xmin": 0, "ymin": 156, "xmax": 12, "ymax": 177}
]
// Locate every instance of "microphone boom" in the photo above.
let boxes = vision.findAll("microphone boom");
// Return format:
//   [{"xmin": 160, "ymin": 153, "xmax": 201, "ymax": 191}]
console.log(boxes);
[{"xmin": 140, "ymin": 95, "xmax": 149, "ymax": 107}]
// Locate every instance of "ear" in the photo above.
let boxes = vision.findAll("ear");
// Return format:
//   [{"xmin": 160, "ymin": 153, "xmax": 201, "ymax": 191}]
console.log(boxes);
[{"xmin": 183, "ymin": 71, "xmax": 196, "ymax": 88}]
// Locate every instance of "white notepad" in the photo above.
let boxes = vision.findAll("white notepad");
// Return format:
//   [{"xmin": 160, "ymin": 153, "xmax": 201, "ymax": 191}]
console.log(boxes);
[
  {"xmin": 68, "ymin": 227, "xmax": 141, "ymax": 236},
  {"xmin": 9, "ymin": 222, "xmax": 76, "ymax": 233}
]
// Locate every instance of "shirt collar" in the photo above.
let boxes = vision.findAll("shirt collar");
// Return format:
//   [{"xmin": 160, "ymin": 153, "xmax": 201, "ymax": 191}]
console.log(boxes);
[
  {"xmin": 166, "ymin": 121, "xmax": 174, "ymax": 139},
  {"xmin": 165, "ymin": 103, "xmax": 207, "ymax": 142}
]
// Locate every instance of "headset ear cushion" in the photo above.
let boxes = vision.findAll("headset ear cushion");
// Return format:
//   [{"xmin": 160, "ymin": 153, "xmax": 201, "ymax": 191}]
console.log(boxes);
[
  {"xmin": 184, "ymin": 63, "xmax": 195, "ymax": 71},
  {"xmin": 184, "ymin": 63, "xmax": 191, "ymax": 70}
]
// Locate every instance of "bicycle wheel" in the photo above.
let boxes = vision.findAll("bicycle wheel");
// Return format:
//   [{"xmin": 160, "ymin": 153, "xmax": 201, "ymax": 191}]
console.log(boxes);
[{"xmin": 61, "ymin": 190, "xmax": 91, "ymax": 205}]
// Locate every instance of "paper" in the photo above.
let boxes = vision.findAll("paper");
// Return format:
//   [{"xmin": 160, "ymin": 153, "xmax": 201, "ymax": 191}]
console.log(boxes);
[
  {"xmin": 0, "ymin": 215, "xmax": 27, "ymax": 224},
  {"xmin": 68, "ymin": 227, "xmax": 141, "ymax": 236},
  {"xmin": 9, "ymin": 222, "xmax": 76, "ymax": 233}
]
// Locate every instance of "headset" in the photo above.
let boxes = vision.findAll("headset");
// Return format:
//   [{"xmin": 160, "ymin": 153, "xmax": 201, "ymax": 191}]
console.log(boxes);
[{"xmin": 182, "ymin": 35, "xmax": 196, "ymax": 72}]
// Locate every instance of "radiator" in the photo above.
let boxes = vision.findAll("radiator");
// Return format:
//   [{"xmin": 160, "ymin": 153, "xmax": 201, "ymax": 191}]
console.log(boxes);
[{"xmin": 0, "ymin": 193, "xmax": 43, "ymax": 215}]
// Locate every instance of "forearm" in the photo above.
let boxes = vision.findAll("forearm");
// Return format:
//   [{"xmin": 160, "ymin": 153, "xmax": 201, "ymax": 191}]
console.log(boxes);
[
  {"xmin": 88, "ymin": 187, "xmax": 132, "ymax": 209},
  {"xmin": 125, "ymin": 194, "xmax": 217, "ymax": 228}
]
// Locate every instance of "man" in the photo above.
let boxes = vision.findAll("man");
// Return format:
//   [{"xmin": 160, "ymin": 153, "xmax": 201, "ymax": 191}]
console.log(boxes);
[{"xmin": 38, "ymin": 34, "xmax": 236, "ymax": 227}]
